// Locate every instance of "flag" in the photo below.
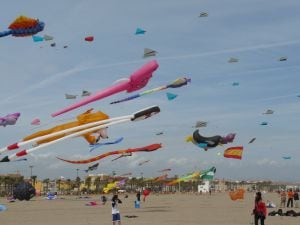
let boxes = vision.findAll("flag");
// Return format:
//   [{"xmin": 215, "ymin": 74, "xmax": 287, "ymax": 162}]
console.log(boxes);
[{"xmin": 224, "ymin": 146, "xmax": 243, "ymax": 159}]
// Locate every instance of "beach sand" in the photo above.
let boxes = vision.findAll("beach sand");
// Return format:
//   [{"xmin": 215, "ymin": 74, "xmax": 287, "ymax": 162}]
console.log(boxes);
[{"xmin": 0, "ymin": 192, "xmax": 298, "ymax": 225}]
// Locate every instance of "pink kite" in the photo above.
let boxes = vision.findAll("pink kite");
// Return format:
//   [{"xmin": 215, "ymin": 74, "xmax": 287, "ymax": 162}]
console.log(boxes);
[
  {"xmin": 31, "ymin": 118, "xmax": 40, "ymax": 126},
  {"xmin": 51, "ymin": 60, "xmax": 159, "ymax": 117}
]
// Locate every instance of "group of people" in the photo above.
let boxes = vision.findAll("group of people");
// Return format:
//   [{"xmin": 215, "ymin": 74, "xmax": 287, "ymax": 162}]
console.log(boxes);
[
  {"xmin": 280, "ymin": 189, "xmax": 299, "ymax": 208},
  {"xmin": 252, "ymin": 189, "xmax": 300, "ymax": 225}
]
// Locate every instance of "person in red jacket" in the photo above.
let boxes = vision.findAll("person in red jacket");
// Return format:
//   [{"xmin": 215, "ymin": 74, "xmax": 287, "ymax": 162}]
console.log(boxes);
[{"xmin": 252, "ymin": 192, "xmax": 267, "ymax": 225}]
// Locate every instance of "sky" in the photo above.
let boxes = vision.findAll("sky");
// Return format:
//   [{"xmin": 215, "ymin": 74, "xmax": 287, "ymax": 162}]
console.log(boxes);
[{"xmin": 0, "ymin": 0, "xmax": 300, "ymax": 181}]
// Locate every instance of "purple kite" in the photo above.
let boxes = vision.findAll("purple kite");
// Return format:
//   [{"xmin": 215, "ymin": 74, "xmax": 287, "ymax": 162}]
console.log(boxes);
[{"xmin": 0, "ymin": 113, "xmax": 20, "ymax": 127}]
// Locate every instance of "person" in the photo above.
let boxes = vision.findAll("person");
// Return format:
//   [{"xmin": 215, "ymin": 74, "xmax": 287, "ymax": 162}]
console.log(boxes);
[
  {"xmin": 136, "ymin": 190, "xmax": 141, "ymax": 202},
  {"xmin": 111, "ymin": 194, "xmax": 122, "ymax": 225},
  {"xmin": 252, "ymin": 192, "xmax": 267, "ymax": 225},
  {"xmin": 287, "ymin": 189, "xmax": 294, "ymax": 208},
  {"xmin": 294, "ymin": 189, "xmax": 299, "ymax": 208},
  {"xmin": 280, "ymin": 191, "xmax": 286, "ymax": 208},
  {"xmin": 101, "ymin": 195, "xmax": 107, "ymax": 205}
]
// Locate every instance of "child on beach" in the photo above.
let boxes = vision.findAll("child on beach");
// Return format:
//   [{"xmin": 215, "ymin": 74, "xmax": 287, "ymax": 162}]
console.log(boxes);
[
  {"xmin": 280, "ymin": 191, "xmax": 286, "ymax": 208},
  {"xmin": 252, "ymin": 192, "xmax": 267, "ymax": 225},
  {"xmin": 111, "ymin": 194, "xmax": 122, "ymax": 225}
]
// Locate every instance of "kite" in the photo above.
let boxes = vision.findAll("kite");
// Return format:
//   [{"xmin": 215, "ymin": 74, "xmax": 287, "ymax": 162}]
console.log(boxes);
[
  {"xmin": 260, "ymin": 122, "xmax": 268, "ymax": 126},
  {"xmin": 31, "ymin": 118, "xmax": 40, "ymax": 126},
  {"xmin": 282, "ymin": 156, "xmax": 291, "ymax": 160},
  {"xmin": 0, "ymin": 205, "xmax": 7, "ymax": 212},
  {"xmin": 229, "ymin": 189, "xmax": 245, "ymax": 201},
  {"xmin": 111, "ymin": 152, "xmax": 132, "ymax": 161},
  {"xmin": 89, "ymin": 137, "xmax": 124, "ymax": 152},
  {"xmin": 166, "ymin": 92, "xmax": 178, "ymax": 100},
  {"xmin": 13, "ymin": 182, "xmax": 36, "ymax": 201},
  {"xmin": 85, "ymin": 36, "xmax": 94, "ymax": 42},
  {"xmin": 82, "ymin": 90, "xmax": 91, "ymax": 97},
  {"xmin": 142, "ymin": 189, "xmax": 151, "ymax": 201},
  {"xmin": 228, "ymin": 57, "xmax": 239, "ymax": 63},
  {"xmin": 84, "ymin": 163, "xmax": 99, "ymax": 173},
  {"xmin": 110, "ymin": 77, "xmax": 190, "ymax": 104},
  {"xmin": 1, "ymin": 109, "xmax": 109, "ymax": 151},
  {"xmin": 65, "ymin": 94, "xmax": 77, "ymax": 99},
  {"xmin": 135, "ymin": 28, "xmax": 146, "ymax": 35},
  {"xmin": 158, "ymin": 168, "xmax": 171, "ymax": 173},
  {"xmin": 144, "ymin": 48, "xmax": 157, "ymax": 58},
  {"xmin": 152, "ymin": 174, "xmax": 168, "ymax": 182},
  {"xmin": 279, "ymin": 57, "xmax": 287, "ymax": 61},
  {"xmin": 0, "ymin": 113, "xmax": 21, "ymax": 127},
  {"xmin": 194, "ymin": 121, "xmax": 208, "ymax": 128},
  {"xmin": 199, "ymin": 12, "xmax": 208, "ymax": 17},
  {"xmin": 223, "ymin": 146, "xmax": 243, "ymax": 160},
  {"xmin": 200, "ymin": 167, "xmax": 216, "ymax": 180},
  {"xmin": 263, "ymin": 109, "xmax": 274, "ymax": 115},
  {"xmin": 32, "ymin": 35, "xmax": 43, "ymax": 42},
  {"xmin": 186, "ymin": 129, "xmax": 235, "ymax": 150},
  {"xmin": 52, "ymin": 60, "xmax": 159, "ymax": 117},
  {"xmin": 0, "ymin": 16, "xmax": 45, "ymax": 38},
  {"xmin": 57, "ymin": 144, "xmax": 161, "ymax": 164},
  {"xmin": 43, "ymin": 34, "xmax": 53, "ymax": 41},
  {"xmin": 232, "ymin": 82, "xmax": 239, "ymax": 86},
  {"xmin": 138, "ymin": 159, "xmax": 150, "ymax": 166},
  {"xmin": 12, "ymin": 158, "xmax": 27, "ymax": 162},
  {"xmin": 165, "ymin": 172, "xmax": 200, "ymax": 186},
  {"xmin": 248, "ymin": 138, "xmax": 256, "ymax": 144},
  {"xmin": 103, "ymin": 179, "xmax": 127, "ymax": 193},
  {"xmin": 0, "ymin": 106, "xmax": 160, "ymax": 162},
  {"xmin": 120, "ymin": 172, "xmax": 132, "ymax": 177},
  {"xmin": 85, "ymin": 201, "xmax": 98, "ymax": 206}
]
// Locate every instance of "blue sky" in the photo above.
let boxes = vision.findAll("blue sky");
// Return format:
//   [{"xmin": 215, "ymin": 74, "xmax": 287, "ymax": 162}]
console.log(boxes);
[{"xmin": 0, "ymin": 0, "xmax": 300, "ymax": 181}]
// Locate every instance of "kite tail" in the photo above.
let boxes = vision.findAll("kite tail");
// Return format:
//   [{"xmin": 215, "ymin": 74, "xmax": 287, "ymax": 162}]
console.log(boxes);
[
  {"xmin": 0, "ymin": 30, "xmax": 12, "ymax": 37},
  {"xmin": 110, "ymin": 93, "xmax": 140, "ymax": 104}
]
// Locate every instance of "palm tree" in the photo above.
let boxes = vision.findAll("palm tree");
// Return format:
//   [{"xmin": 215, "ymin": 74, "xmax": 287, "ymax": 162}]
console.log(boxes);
[
  {"xmin": 85, "ymin": 177, "xmax": 92, "ymax": 194},
  {"xmin": 94, "ymin": 177, "xmax": 101, "ymax": 193},
  {"xmin": 43, "ymin": 178, "xmax": 50, "ymax": 193}
]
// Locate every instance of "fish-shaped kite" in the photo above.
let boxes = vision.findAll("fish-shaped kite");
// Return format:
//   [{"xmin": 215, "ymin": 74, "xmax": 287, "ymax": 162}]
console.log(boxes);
[
  {"xmin": 57, "ymin": 144, "xmax": 161, "ymax": 164},
  {"xmin": 84, "ymin": 163, "xmax": 99, "ymax": 173},
  {"xmin": 110, "ymin": 77, "xmax": 190, "ymax": 104},
  {"xmin": 52, "ymin": 60, "xmax": 159, "ymax": 117},
  {"xmin": 0, "ymin": 106, "xmax": 160, "ymax": 162},
  {"xmin": 0, "ymin": 113, "xmax": 21, "ymax": 127},
  {"xmin": 0, "ymin": 16, "xmax": 45, "ymax": 38}
]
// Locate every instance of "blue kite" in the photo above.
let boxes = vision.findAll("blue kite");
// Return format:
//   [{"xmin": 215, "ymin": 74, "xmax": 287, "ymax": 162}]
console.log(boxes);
[
  {"xmin": 135, "ymin": 28, "xmax": 146, "ymax": 35},
  {"xmin": 166, "ymin": 92, "xmax": 178, "ymax": 101}
]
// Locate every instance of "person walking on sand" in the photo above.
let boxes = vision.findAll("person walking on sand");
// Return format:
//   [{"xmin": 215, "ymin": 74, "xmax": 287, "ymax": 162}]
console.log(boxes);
[
  {"xmin": 252, "ymin": 192, "xmax": 267, "ymax": 225},
  {"xmin": 111, "ymin": 194, "xmax": 122, "ymax": 225},
  {"xmin": 294, "ymin": 189, "xmax": 299, "ymax": 208},
  {"xmin": 287, "ymin": 189, "xmax": 294, "ymax": 208},
  {"xmin": 280, "ymin": 191, "xmax": 286, "ymax": 208}
]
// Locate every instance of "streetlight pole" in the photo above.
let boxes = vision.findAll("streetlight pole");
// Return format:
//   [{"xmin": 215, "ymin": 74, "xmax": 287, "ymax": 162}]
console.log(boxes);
[{"xmin": 76, "ymin": 168, "xmax": 79, "ymax": 178}]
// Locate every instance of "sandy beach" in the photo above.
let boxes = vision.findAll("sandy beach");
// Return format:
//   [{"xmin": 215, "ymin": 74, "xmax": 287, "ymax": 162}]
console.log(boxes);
[{"xmin": 0, "ymin": 192, "xmax": 299, "ymax": 225}]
